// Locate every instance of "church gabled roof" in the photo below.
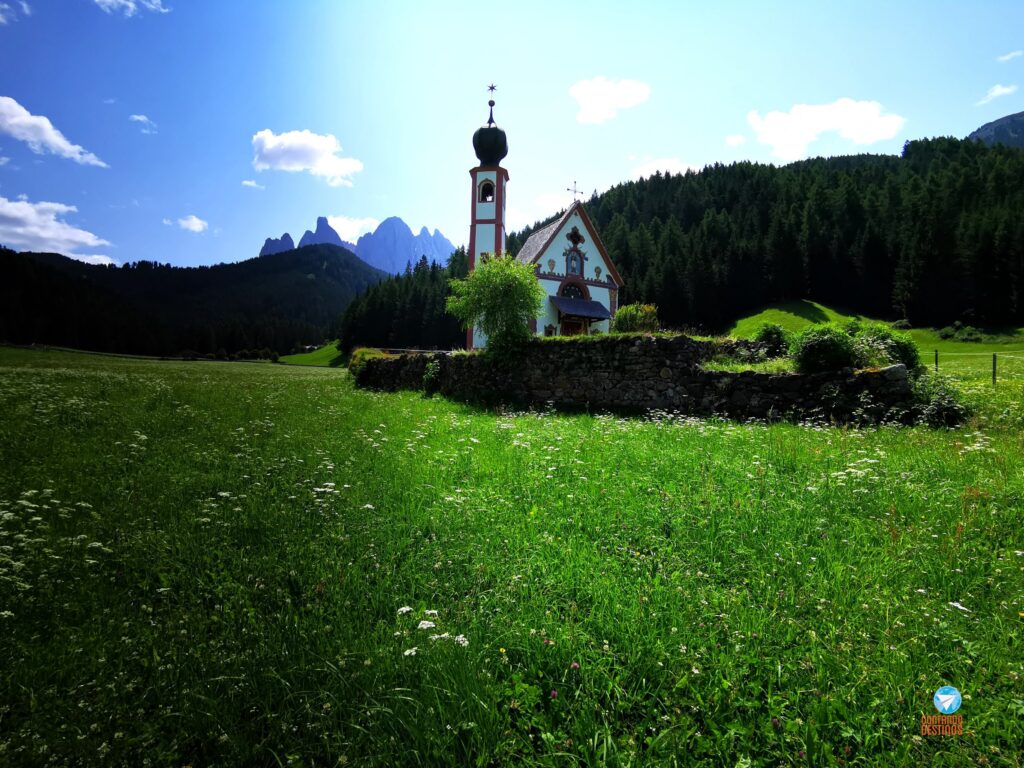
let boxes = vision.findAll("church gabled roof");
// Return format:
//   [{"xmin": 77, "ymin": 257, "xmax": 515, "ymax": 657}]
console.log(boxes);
[{"xmin": 513, "ymin": 200, "xmax": 624, "ymax": 287}]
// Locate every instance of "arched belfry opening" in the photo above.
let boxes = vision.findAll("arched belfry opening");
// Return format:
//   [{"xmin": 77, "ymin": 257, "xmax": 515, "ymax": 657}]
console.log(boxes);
[{"xmin": 479, "ymin": 180, "xmax": 495, "ymax": 202}]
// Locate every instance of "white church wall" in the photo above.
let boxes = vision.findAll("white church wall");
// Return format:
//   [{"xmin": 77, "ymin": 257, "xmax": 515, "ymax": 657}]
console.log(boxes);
[{"xmin": 473, "ymin": 223, "xmax": 495, "ymax": 261}]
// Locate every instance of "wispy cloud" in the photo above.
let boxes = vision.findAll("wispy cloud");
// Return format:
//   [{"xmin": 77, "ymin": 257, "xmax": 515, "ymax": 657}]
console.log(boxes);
[
  {"xmin": 0, "ymin": 96, "xmax": 108, "ymax": 167},
  {"xmin": 569, "ymin": 77, "xmax": 650, "ymax": 124},
  {"xmin": 0, "ymin": 1, "xmax": 30, "ymax": 24},
  {"xmin": 631, "ymin": 157, "xmax": 699, "ymax": 179},
  {"xmin": 252, "ymin": 128, "xmax": 363, "ymax": 187},
  {"xmin": 0, "ymin": 156, "xmax": 9, "ymax": 166},
  {"xmin": 93, "ymin": 0, "xmax": 169, "ymax": 16},
  {"xmin": 128, "ymin": 114, "xmax": 157, "ymax": 134},
  {"xmin": 241, "ymin": 179, "xmax": 264, "ymax": 190},
  {"xmin": 976, "ymin": 83, "xmax": 1018, "ymax": 106},
  {"xmin": 176, "ymin": 214, "xmax": 207, "ymax": 233},
  {"xmin": 0, "ymin": 194, "xmax": 112, "ymax": 261},
  {"xmin": 725, "ymin": 134, "xmax": 747, "ymax": 147},
  {"xmin": 747, "ymin": 98, "xmax": 905, "ymax": 161},
  {"xmin": 327, "ymin": 215, "xmax": 379, "ymax": 242},
  {"xmin": 103, "ymin": 97, "xmax": 117, "ymax": 105},
  {"xmin": 161, "ymin": 217, "xmax": 172, "ymax": 225},
  {"xmin": 997, "ymin": 50, "xmax": 1023, "ymax": 63}
]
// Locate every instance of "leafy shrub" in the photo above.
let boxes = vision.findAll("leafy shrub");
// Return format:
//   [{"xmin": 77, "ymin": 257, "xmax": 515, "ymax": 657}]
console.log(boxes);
[
  {"xmin": 891, "ymin": 318, "xmax": 912, "ymax": 330},
  {"xmin": 913, "ymin": 373, "xmax": 969, "ymax": 426},
  {"xmin": 791, "ymin": 324, "xmax": 857, "ymax": 373},
  {"xmin": 752, "ymin": 322, "xmax": 790, "ymax": 354},
  {"xmin": 937, "ymin": 320, "xmax": 983, "ymax": 342},
  {"xmin": 347, "ymin": 347, "xmax": 395, "ymax": 377},
  {"xmin": 446, "ymin": 255, "xmax": 546, "ymax": 355},
  {"xmin": 422, "ymin": 358, "xmax": 441, "ymax": 395},
  {"xmin": 842, "ymin": 318, "xmax": 864, "ymax": 337},
  {"xmin": 853, "ymin": 324, "xmax": 923, "ymax": 373},
  {"xmin": 611, "ymin": 304, "xmax": 659, "ymax": 333},
  {"xmin": 957, "ymin": 325, "xmax": 983, "ymax": 342}
]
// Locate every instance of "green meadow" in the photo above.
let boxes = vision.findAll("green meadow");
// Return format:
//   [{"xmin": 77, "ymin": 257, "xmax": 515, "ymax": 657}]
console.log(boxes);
[
  {"xmin": 280, "ymin": 343, "xmax": 346, "ymax": 368},
  {"xmin": 0, "ymin": 342, "xmax": 1022, "ymax": 767}
]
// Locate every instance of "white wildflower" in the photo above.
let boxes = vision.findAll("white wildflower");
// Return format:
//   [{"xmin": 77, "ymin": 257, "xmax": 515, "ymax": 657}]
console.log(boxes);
[
  {"xmin": 397, "ymin": 606, "xmax": 412, "ymax": 615},
  {"xmin": 403, "ymin": 647, "xmax": 418, "ymax": 656},
  {"xmin": 417, "ymin": 620, "xmax": 436, "ymax": 630}
]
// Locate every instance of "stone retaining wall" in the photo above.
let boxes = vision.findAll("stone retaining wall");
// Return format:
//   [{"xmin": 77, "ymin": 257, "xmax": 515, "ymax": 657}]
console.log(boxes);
[{"xmin": 356, "ymin": 335, "xmax": 915, "ymax": 422}]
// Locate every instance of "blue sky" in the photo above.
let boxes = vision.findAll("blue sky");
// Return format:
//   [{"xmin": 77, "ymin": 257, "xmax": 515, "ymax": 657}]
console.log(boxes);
[{"xmin": 1, "ymin": 0, "xmax": 1022, "ymax": 267}]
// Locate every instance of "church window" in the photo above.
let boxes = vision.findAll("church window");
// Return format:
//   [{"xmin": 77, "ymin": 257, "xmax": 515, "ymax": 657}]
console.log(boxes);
[
  {"xmin": 479, "ymin": 181, "xmax": 494, "ymax": 202},
  {"xmin": 544, "ymin": 324, "xmax": 556, "ymax": 337},
  {"xmin": 561, "ymin": 283, "xmax": 584, "ymax": 299}
]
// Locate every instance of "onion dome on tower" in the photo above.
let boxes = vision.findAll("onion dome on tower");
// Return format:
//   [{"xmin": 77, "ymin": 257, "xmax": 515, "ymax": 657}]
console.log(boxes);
[{"xmin": 472, "ymin": 98, "xmax": 508, "ymax": 166}]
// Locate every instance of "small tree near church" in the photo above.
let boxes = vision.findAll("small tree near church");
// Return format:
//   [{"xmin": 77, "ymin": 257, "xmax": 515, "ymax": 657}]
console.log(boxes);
[{"xmin": 446, "ymin": 254, "xmax": 545, "ymax": 354}]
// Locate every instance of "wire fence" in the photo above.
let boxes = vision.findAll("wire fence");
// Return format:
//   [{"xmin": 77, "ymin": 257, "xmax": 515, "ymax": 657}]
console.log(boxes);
[{"xmin": 930, "ymin": 350, "xmax": 1024, "ymax": 384}]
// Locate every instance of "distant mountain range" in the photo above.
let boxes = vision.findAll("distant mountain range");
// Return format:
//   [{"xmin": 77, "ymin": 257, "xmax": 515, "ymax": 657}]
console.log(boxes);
[
  {"xmin": 968, "ymin": 109, "xmax": 1024, "ymax": 148},
  {"xmin": 1, "ymin": 243, "xmax": 386, "ymax": 356},
  {"xmin": 260, "ymin": 216, "xmax": 456, "ymax": 274}
]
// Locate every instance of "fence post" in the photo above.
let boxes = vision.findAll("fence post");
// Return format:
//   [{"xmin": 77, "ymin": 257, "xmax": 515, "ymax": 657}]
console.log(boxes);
[
  {"xmin": 993, "ymin": 353, "xmax": 997, "ymax": 386},
  {"xmin": 934, "ymin": 349, "xmax": 938, "ymax": 372}
]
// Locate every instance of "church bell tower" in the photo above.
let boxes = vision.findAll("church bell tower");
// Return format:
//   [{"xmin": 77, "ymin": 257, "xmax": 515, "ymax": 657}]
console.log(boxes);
[{"xmin": 467, "ymin": 89, "xmax": 509, "ymax": 349}]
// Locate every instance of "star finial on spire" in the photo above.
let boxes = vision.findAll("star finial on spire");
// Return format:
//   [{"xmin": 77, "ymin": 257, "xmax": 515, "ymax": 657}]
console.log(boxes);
[{"xmin": 487, "ymin": 83, "xmax": 497, "ymax": 93}]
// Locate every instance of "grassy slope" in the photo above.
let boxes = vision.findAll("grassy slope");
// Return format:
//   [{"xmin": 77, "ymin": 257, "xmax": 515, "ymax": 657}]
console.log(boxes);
[
  {"xmin": 728, "ymin": 299, "xmax": 1024, "ymax": 386},
  {"xmin": 0, "ymin": 346, "xmax": 1021, "ymax": 767},
  {"xmin": 279, "ymin": 341, "xmax": 345, "ymax": 367}
]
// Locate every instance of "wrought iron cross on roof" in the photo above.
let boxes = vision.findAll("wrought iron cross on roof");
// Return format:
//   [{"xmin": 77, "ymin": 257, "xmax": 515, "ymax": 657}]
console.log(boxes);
[{"xmin": 566, "ymin": 180, "xmax": 583, "ymax": 201}]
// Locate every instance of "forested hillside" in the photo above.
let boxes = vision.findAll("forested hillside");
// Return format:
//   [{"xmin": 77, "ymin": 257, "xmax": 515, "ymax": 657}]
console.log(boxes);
[
  {"xmin": 338, "ymin": 251, "xmax": 469, "ymax": 351},
  {"xmin": 1, "ymin": 244, "xmax": 386, "ymax": 356},
  {"xmin": 341, "ymin": 137, "xmax": 1024, "ymax": 350}
]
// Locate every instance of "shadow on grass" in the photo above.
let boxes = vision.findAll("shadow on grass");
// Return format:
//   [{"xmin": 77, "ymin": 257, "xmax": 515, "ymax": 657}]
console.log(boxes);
[{"xmin": 772, "ymin": 300, "xmax": 832, "ymax": 324}]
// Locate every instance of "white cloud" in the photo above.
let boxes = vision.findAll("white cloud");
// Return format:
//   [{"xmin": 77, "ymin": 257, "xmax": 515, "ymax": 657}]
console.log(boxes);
[
  {"xmin": 103, "ymin": 97, "xmax": 117, "ymax": 105},
  {"xmin": 0, "ymin": 156, "xmax": 9, "ymax": 166},
  {"xmin": 725, "ymin": 134, "xmax": 747, "ymax": 147},
  {"xmin": 16, "ymin": 193, "xmax": 27, "ymax": 200},
  {"xmin": 0, "ymin": 1, "xmax": 29, "ymax": 23},
  {"xmin": 569, "ymin": 77, "xmax": 651, "ymax": 124},
  {"xmin": 0, "ymin": 96, "xmax": 108, "ymax": 167},
  {"xmin": 129, "ymin": 114, "xmax": 157, "ymax": 134},
  {"xmin": 241, "ymin": 179, "xmax": 264, "ymax": 190},
  {"xmin": 161, "ymin": 217, "xmax": 172, "ymax": 225},
  {"xmin": 997, "ymin": 50, "xmax": 1023, "ymax": 62},
  {"xmin": 976, "ymin": 83, "xmax": 1018, "ymax": 106},
  {"xmin": 631, "ymin": 158, "xmax": 699, "ymax": 179},
  {"xmin": 0, "ymin": 194, "xmax": 111, "ymax": 260},
  {"xmin": 93, "ymin": 0, "xmax": 169, "ymax": 16},
  {"xmin": 252, "ymin": 128, "xmax": 363, "ymax": 187},
  {"xmin": 327, "ymin": 215, "xmax": 379, "ymax": 242},
  {"xmin": 76, "ymin": 254, "xmax": 117, "ymax": 265},
  {"xmin": 176, "ymin": 214, "xmax": 207, "ymax": 233},
  {"xmin": 747, "ymin": 98, "xmax": 906, "ymax": 161}
]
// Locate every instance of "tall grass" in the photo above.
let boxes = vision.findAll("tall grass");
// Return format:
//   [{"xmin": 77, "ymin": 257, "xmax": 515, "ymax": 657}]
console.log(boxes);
[{"xmin": 0, "ymin": 347, "xmax": 1021, "ymax": 766}]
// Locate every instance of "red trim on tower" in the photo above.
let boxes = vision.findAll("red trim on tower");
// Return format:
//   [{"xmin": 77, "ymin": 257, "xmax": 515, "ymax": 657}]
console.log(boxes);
[
  {"xmin": 494, "ymin": 167, "xmax": 507, "ymax": 256},
  {"xmin": 468, "ymin": 168, "xmax": 478, "ymax": 273}
]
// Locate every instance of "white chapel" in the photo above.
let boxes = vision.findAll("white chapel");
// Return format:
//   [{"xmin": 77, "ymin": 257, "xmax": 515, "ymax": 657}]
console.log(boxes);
[{"xmin": 466, "ymin": 95, "xmax": 625, "ymax": 350}]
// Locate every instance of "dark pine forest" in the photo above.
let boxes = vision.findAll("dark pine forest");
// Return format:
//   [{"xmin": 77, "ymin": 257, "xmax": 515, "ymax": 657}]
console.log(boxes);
[
  {"xmin": 341, "ymin": 137, "xmax": 1024, "ymax": 350},
  {"xmin": 1, "ymin": 244, "xmax": 385, "ymax": 357}
]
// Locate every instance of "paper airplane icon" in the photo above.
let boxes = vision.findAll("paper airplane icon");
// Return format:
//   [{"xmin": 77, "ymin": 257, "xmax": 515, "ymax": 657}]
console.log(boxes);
[{"xmin": 936, "ymin": 693, "xmax": 957, "ymax": 711}]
